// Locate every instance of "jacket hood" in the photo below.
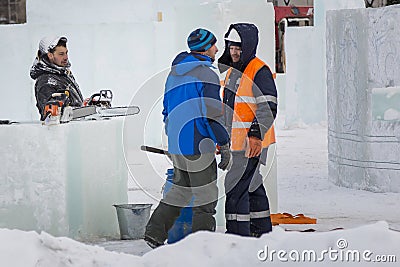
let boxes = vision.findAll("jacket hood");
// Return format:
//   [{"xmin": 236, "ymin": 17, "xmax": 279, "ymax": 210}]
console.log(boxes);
[
  {"xmin": 30, "ymin": 57, "xmax": 71, "ymax": 80},
  {"xmin": 170, "ymin": 51, "xmax": 214, "ymax": 76},
  {"xmin": 218, "ymin": 23, "xmax": 259, "ymax": 73}
]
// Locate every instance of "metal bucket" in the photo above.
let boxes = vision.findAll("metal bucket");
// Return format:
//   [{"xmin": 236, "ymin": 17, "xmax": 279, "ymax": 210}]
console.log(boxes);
[{"xmin": 113, "ymin": 203, "xmax": 152, "ymax": 240}]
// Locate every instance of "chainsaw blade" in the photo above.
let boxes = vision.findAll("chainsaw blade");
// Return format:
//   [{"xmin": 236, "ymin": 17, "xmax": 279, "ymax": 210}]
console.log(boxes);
[
  {"xmin": 96, "ymin": 106, "xmax": 140, "ymax": 117},
  {"xmin": 72, "ymin": 106, "xmax": 97, "ymax": 119}
]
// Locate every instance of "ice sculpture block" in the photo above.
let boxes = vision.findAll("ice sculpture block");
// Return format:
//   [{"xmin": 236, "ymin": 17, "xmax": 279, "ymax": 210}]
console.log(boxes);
[
  {"xmin": 326, "ymin": 5, "xmax": 400, "ymax": 192},
  {"xmin": 0, "ymin": 119, "xmax": 128, "ymax": 240}
]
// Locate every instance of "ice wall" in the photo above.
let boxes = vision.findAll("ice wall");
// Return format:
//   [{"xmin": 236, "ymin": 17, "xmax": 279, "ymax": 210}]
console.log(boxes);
[
  {"xmin": 284, "ymin": 27, "xmax": 321, "ymax": 127},
  {"xmin": 327, "ymin": 5, "xmax": 400, "ymax": 193},
  {"xmin": 0, "ymin": 120, "xmax": 127, "ymax": 240},
  {"xmin": 283, "ymin": 0, "xmax": 365, "ymax": 128},
  {"xmin": 0, "ymin": 25, "xmax": 37, "ymax": 121}
]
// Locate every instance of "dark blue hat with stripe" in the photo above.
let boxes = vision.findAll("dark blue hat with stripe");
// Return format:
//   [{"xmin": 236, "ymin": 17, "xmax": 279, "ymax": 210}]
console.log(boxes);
[{"xmin": 187, "ymin": 28, "xmax": 217, "ymax": 52}]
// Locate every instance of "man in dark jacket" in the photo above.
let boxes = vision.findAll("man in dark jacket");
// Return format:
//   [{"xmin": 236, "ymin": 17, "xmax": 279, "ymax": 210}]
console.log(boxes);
[
  {"xmin": 218, "ymin": 23, "xmax": 278, "ymax": 237},
  {"xmin": 30, "ymin": 36, "xmax": 84, "ymax": 120},
  {"xmin": 145, "ymin": 28, "xmax": 232, "ymax": 248}
]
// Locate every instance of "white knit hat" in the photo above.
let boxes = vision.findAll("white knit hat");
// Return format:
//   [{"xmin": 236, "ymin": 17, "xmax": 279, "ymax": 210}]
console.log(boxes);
[{"xmin": 39, "ymin": 36, "xmax": 67, "ymax": 54}]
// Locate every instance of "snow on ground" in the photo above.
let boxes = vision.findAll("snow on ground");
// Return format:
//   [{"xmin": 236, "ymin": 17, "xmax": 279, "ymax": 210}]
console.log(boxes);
[
  {"xmin": 1, "ymin": 115, "xmax": 400, "ymax": 266},
  {"xmin": 1, "ymin": 221, "xmax": 399, "ymax": 266}
]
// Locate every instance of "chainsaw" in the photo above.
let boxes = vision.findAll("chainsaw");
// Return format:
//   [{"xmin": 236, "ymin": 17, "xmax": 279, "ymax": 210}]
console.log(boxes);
[
  {"xmin": 73, "ymin": 89, "xmax": 140, "ymax": 120},
  {"xmin": 41, "ymin": 89, "xmax": 140, "ymax": 125},
  {"xmin": 43, "ymin": 91, "xmax": 74, "ymax": 125}
]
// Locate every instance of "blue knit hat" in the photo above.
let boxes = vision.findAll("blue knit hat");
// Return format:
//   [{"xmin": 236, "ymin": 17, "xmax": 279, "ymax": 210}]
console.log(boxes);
[{"xmin": 187, "ymin": 28, "xmax": 217, "ymax": 52}]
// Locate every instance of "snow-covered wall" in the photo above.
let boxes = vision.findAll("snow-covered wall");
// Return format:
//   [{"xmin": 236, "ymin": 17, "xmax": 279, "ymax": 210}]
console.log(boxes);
[
  {"xmin": 327, "ymin": 5, "xmax": 400, "ymax": 193},
  {"xmin": 283, "ymin": 0, "xmax": 365, "ymax": 128},
  {"xmin": 284, "ymin": 27, "xmax": 320, "ymax": 127}
]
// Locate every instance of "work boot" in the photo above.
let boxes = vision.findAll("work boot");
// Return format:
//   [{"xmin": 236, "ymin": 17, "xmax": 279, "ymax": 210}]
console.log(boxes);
[
  {"xmin": 144, "ymin": 235, "xmax": 164, "ymax": 249},
  {"xmin": 250, "ymin": 232, "xmax": 263, "ymax": 238}
]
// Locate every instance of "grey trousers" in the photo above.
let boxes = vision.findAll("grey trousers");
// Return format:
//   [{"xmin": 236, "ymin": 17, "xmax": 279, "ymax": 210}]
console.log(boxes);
[{"xmin": 145, "ymin": 153, "xmax": 218, "ymax": 244}]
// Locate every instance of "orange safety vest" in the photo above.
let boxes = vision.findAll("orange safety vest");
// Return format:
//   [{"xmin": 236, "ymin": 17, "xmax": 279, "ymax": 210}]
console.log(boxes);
[{"xmin": 223, "ymin": 57, "xmax": 276, "ymax": 151}]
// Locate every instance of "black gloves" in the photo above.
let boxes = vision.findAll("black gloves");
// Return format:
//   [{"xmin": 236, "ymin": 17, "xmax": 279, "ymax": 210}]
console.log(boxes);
[{"xmin": 218, "ymin": 143, "xmax": 233, "ymax": 171}]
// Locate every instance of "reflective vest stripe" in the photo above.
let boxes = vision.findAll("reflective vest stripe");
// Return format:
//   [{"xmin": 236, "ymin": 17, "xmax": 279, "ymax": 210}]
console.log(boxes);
[
  {"xmin": 235, "ymin": 96, "xmax": 256, "ymax": 104},
  {"xmin": 256, "ymin": 95, "xmax": 277, "ymax": 105},
  {"xmin": 232, "ymin": 121, "xmax": 252, "ymax": 128},
  {"xmin": 225, "ymin": 213, "xmax": 251, "ymax": 221},
  {"xmin": 235, "ymin": 95, "xmax": 277, "ymax": 109},
  {"xmin": 250, "ymin": 210, "xmax": 270, "ymax": 219},
  {"xmin": 226, "ymin": 211, "xmax": 270, "ymax": 221}
]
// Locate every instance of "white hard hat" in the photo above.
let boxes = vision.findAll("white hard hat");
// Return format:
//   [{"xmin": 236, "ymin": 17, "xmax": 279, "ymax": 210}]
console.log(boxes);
[
  {"xmin": 225, "ymin": 28, "xmax": 241, "ymax": 43},
  {"xmin": 39, "ymin": 36, "xmax": 67, "ymax": 54}
]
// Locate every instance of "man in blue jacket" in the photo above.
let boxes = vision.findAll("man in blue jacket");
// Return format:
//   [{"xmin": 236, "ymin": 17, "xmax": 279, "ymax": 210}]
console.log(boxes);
[{"xmin": 145, "ymin": 28, "xmax": 232, "ymax": 248}]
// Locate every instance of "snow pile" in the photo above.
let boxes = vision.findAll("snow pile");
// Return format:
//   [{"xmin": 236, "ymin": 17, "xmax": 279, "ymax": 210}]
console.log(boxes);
[
  {"xmin": 0, "ymin": 228, "xmax": 140, "ymax": 266},
  {"xmin": 1, "ymin": 222, "xmax": 399, "ymax": 266}
]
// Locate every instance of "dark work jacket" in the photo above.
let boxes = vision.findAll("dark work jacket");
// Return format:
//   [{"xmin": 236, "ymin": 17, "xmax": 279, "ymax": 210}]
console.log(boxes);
[{"xmin": 30, "ymin": 57, "xmax": 84, "ymax": 120}]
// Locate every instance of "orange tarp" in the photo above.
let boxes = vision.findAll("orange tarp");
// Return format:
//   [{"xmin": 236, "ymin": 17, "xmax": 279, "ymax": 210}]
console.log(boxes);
[{"xmin": 271, "ymin": 213, "xmax": 317, "ymax": 226}]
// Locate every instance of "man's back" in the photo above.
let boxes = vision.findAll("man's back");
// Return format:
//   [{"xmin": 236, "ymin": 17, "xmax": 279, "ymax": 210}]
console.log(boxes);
[{"xmin": 163, "ymin": 51, "xmax": 227, "ymax": 155}]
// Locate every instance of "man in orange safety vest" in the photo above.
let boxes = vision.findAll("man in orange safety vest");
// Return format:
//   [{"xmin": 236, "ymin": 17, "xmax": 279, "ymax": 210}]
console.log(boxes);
[{"xmin": 218, "ymin": 23, "xmax": 278, "ymax": 237}]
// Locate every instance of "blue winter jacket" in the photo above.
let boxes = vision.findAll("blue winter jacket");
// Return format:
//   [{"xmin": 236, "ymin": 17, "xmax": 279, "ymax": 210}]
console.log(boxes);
[{"xmin": 163, "ymin": 52, "xmax": 229, "ymax": 155}]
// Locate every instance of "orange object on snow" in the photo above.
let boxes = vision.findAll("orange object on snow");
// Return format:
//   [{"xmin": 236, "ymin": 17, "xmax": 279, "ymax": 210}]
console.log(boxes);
[{"xmin": 271, "ymin": 213, "xmax": 317, "ymax": 226}]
